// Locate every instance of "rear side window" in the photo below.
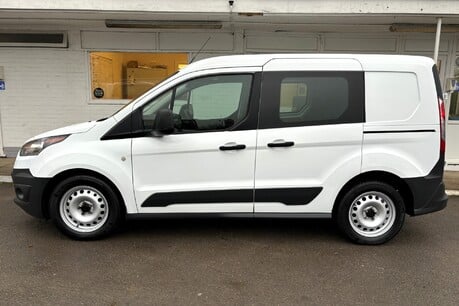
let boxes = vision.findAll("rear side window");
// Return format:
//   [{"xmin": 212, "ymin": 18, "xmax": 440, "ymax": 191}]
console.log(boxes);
[
  {"xmin": 259, "ymin": 71, "xmax": 364, "ymax": 128},
  {"xmin": 279, "ymin": 76, "xmax": 349, "ymax": 123}
]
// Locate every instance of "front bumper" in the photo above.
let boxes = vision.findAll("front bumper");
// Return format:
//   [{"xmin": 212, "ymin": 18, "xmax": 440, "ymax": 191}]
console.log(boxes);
[{"xmin": 11, "ymin": 169, "xmax": 50, "ymax": 219}]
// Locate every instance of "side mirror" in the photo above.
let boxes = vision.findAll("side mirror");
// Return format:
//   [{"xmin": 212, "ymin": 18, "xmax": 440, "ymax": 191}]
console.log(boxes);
[{"xmin": 152, "ymin": 109, "xmax": 174, "ymax": 137}]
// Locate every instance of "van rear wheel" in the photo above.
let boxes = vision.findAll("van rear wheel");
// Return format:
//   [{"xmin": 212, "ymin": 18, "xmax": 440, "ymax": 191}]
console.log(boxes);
[
  {"xmin": 335, "ymin": 181, "xmax": 405, "ymax": 245},
  {"xmin": 49, "ymin": 175, "xmax": 123, "ymax": 240}
]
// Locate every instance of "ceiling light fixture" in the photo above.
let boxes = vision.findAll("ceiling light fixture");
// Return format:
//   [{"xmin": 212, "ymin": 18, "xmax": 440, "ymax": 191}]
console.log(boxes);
[
  {"xmin": 390, "ymin": 23, "xmax": 459, "ymax": 33},
  {"xmin": 105, "ymin": 20, "xmax": 223, "ymax": 29},
  {"xmin": 238, "ymin": 12, "xmax": 264, "ymax": 17}
]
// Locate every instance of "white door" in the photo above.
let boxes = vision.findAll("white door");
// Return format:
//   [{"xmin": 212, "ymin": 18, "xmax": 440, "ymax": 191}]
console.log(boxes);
[
  {"xmin": 254, "ymin": 59, "xmax": 364, "ymax": 214},
  {"xmin": 132, "ymin": 73, "xmax": 259, "ymax": 213}
]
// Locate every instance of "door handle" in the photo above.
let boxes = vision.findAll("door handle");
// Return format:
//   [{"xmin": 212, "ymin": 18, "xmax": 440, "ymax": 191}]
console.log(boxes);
[
  {"xmin": 219, "ymin": 143, "xmax": 246, "ymax": 151},
  {"xmin": 267, "ymin": 140, "xmax": 295, "ymax": 148}
]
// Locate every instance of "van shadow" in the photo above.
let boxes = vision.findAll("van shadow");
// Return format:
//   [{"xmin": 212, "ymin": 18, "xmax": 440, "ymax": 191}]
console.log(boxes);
[{"xmin": 119, "ymin": 217, "xmax": 343, "ymax": 243}]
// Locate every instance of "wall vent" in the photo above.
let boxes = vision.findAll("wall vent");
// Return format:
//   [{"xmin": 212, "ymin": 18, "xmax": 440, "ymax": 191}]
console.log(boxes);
[{"xmin": 0, "ymin": 32, "xmax": 68, "ymax": 48}]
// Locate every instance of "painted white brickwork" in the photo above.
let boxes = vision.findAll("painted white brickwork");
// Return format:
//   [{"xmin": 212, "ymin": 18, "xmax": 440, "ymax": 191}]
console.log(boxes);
[
  {"xmin": 0, "ymin": 0, "xmax": 458, "ymax": 15},
  {"xmin": 0, "ymin": 30, "xmax": 121, "ymax": 149}
]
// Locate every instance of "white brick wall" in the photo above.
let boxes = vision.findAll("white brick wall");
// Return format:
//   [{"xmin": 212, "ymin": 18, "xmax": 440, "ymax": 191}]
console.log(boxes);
[
  {"xmin": 1, "ymin": 0, "xmax": 458, "ymax": 15},
  {"xmin": 0, "ymin": 30, "xmax": 121, "ymax": 148}
]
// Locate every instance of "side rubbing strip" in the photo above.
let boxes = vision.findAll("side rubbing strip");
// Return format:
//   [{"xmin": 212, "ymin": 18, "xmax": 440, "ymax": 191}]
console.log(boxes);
[
  {"xmin": 363, "ymin": 129, "xmax": 435, "ymax": 134},
  {"xmin": 254, "ymin": 188, "xmax": 322, "ymax": 205},
  {"xmin": 142, "ymin": 190, "xmax": 253, "ymax": 207},
  {"xmin": 141, "ymin": 188, "xmax": 322, "ymax": 207}
]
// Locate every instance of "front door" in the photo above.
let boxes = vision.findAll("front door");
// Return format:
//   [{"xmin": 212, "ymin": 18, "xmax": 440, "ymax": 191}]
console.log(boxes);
[
  {"xmin": 132, "ymin": 72, "xmax": 260, "ymax": 213},
  {"xmin": 254, "ymin": 59, "xmax": 365, "ymax": 214}
]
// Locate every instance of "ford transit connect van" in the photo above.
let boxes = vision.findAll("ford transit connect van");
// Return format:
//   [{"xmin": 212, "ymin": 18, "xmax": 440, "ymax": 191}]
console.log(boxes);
[{"xmin": 12, "ymin": 54, "xmax": 448, "ymax": 244}]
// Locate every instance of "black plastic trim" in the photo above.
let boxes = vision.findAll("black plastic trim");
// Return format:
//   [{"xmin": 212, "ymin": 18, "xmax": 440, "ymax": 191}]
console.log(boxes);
[
  {"xmin": 126, "ymin": 212, "xmax": 331, "ymax": 220},
  {"xmin": 363, "ymin": 129, "xmax": 436, "ymax": 134},
  {"xmin": 255, "ymin": 188, "xmax": 322, "ymax": 205},
  {"xmin": 142, "ymin": 189, "xmax": 253, "ymax": 207},
  {"xmin": 219, "ymin": 144, "xmax": 246, "ymax": 151},
  {"xmin": 267, "ymin": 141, "xmax": 295, "ymax": 148},
  {"xmin": 101, "ymin": 107, "xmax": 146, "ymax": 140},
  {"xmin": 405, "ymin": 179, "xmax": 447, "ymax": 216},
  {"xmin": 404, "ymin": 152, "xmax": 447, "ymax": 216},
  {"xmin": 11, "ymin": 169, "xmax": 50, "ymax": 219},
  {"xmin": 141, "ymin": 187, "xmax": 322, "ymax": 207},
  {"xmin": 432, "ymin": 64, "xmax": 443, "ymax": 99}
]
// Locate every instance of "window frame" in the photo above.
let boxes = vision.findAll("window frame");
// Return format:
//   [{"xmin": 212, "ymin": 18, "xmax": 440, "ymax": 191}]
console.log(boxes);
[
  {"xmin": 87, "ymin": 51, "xmax": 129, "ymax": 105},
  {"xmin": 258, "ymin": 71, "xmax": 365, "ymax": 129},
  {"xmin": 101, "ymin": 72, "xmax": 261, "ymax": 140},
  {"xmin": 86, "ymin": 51, "xmax": 189, "ymax": 105}
]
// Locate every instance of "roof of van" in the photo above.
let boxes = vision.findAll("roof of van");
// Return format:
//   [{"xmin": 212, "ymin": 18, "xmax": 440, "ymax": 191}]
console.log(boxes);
[{"xmin": 180, "ymin": 54, "xmax": 435, "ymax": 72}]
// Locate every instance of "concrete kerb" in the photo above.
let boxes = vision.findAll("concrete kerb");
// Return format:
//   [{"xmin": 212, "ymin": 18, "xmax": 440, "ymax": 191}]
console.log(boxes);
[{"xmin": 0, "ymin": 176, "xmax": 12, "ymax": 183}]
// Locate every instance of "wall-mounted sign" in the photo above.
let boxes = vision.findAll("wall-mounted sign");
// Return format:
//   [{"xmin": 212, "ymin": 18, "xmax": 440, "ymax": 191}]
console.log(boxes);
[
  {"xmin": 446, "ymin": 78, "xmax": 459, "ymax": 92},
  {"xmin": 93, "ymin": 87, "xmax": 104, "ymax": 98},
  {"xmin": 0, "ymin": 80, "xmax": 5, "ymax": 91}
]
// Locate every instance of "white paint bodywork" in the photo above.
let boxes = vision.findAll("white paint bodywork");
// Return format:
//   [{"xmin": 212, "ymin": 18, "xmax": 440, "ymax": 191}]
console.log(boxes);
[{"xmin": 13, "ymin": 54, "xmax": 440, "ymax": 215}]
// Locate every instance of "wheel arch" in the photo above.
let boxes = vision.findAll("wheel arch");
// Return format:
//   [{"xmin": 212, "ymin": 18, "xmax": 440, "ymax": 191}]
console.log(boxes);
[
  {"xmin": 332, "ymin": 171, "xmax": 414, "ymax": 218},
  {"xmin": 41, "ymin": 168, "xmax": 127, "ymax": 219}
]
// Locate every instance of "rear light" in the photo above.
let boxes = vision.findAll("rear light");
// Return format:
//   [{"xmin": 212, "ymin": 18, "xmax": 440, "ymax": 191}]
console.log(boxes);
[{"xmin": 438, "ymin": 97, "xmax": 446, "ymax": 153}]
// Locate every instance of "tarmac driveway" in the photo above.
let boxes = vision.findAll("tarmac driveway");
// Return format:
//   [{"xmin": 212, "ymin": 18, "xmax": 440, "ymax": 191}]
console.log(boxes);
[{"xmin": 0, "ymin": 183, "xmax": 458, "ymax": 305}]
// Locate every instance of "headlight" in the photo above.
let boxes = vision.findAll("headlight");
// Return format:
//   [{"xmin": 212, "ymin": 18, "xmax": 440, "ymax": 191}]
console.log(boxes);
[{"xmin": 20, "ymin": 135, "xmax": 69, "ymax": 156}]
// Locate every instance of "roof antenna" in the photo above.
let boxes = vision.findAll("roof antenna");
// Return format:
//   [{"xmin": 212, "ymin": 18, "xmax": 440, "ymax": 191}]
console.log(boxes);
[{"xmin": 190, "ymin": 37, "xmax": 211, "ymax": 63}]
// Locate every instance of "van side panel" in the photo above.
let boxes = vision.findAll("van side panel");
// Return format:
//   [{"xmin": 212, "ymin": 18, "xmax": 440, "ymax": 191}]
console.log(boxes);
[{"xmin": 362, "ymin": 68, "xmax": 440, "ymax": 178}]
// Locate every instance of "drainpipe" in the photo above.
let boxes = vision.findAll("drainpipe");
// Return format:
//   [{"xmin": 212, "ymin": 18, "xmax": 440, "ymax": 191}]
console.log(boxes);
[
  {"xmin": 434, "ymin": 17, "xmax": 442, "ymax": 63},
  {"xmin": 0, "ymin": 67, "xmax": 4, "ymax": 157}
]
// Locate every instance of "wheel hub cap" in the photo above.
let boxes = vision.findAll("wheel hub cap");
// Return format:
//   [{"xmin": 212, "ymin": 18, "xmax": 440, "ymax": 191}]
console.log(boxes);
[
  {"xmin": 79, "ymin": 201, "xmax": 93, "ymax": 214},
  {"xmin": 59, "ymin": 186, "xmax": 109, "ymax": 233},
  {"xmin": 348, "ymin": 191, "xmax": 396, "ymax": 238}
]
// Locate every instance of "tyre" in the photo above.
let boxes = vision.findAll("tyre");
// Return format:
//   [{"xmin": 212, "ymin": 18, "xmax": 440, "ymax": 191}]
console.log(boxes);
[
  {"xmin": 335, "ymin": 181, "xmax": 405, "ymax": 245},
  {"xmin": 49, "ymin": 175, "xmax": 123, "ymax": 240}
]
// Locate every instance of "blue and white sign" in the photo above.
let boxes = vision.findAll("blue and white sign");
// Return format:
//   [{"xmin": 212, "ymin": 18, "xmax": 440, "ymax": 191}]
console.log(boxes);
[
  {"xmin": 455, "ymin": 82, "xmax": 459, "ymax": 92},
  {"xmin": 0, "ymin": 80, "xmax": 5, "ymax": 91}
]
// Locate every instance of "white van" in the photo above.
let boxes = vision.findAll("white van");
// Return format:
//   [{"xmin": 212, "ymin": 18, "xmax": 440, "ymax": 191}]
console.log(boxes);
[{"xmin": 12, "ymin": 54, "xmax": 448, "ymax": 244}]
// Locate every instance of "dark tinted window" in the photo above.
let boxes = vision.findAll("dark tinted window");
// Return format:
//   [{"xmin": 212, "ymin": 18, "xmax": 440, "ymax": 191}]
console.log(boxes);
[
  {"xmin": 259, "ymin": 71, "xmax": 364, "ymax": 128},
  {"xmin": 279, "ymin": 76, "xmax": 349, "ymax": 123},
  {"xmin": 0, "ymin": 33, "xmax": 64, "ymax": 43}
]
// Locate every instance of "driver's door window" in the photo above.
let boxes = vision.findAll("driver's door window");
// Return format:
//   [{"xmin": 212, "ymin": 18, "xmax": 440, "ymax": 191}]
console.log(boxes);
[{"xmin": 142, "ymin": 74, "xmax": 252, "ymax": 133}]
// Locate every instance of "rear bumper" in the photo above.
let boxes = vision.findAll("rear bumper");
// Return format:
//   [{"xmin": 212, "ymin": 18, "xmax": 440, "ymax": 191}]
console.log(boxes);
[
  {"xmin": 11, "ymin": 169, "xmax": 50, "ymax": 219},
  {"xmin": 405, "ymin": 177, "xmax": 448, "ymax": 216}
]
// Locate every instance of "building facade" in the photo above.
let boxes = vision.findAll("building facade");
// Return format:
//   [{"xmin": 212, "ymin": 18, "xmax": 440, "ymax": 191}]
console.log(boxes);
[{"xmin": 0, "ymin": 0, "xmax": 459, "ymax": 165}]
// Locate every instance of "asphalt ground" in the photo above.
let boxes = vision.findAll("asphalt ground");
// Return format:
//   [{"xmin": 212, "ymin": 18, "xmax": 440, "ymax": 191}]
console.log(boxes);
[{"xmin": 0, "ymin": 183, "xmax": 458, "ymax": 305}]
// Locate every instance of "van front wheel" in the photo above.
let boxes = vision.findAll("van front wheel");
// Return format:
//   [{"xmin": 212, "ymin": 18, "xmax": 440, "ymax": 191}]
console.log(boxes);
[
  {"xmin": 336, "ymin": 181, "xmax": 405, "ymax": 245},
  {"xmin": 49, "ymin": 175, "xmax": 123, "ymax": 239}
]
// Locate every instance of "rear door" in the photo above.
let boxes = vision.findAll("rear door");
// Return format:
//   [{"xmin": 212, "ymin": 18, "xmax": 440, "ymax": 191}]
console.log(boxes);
[{"xmin": 254, "ymin": 59, "xmax": 365, "ymax": 214}]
